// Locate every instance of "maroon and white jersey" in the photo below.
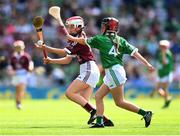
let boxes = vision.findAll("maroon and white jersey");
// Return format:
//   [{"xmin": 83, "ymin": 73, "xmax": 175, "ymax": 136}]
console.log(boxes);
[
  {"xmin": 10, "ymin": 52, "xmax": 31, "ymax": 71},
  {"xmin": 64, "ymin": 35, "xmax": 95, "ymax": 64},
  {"xmin": 64, "ymin": 33, "xmax": 100, "ymax": 88}
]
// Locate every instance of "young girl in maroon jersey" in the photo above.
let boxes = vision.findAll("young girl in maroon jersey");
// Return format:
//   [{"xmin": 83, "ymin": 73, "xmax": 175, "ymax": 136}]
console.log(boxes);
[
  {"xmin": 35, "ymin": 16, "xmax": 113, "ymax": 126},
  {"xmin": 8, "ymin": 40, "xmax": 34, "ymax": 109}
]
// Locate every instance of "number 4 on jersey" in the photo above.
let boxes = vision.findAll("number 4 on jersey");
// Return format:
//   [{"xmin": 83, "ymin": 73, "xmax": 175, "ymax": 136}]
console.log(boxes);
[{"xmin": 108, "ymin": 46, "xmax": 119, "ymax": 57}]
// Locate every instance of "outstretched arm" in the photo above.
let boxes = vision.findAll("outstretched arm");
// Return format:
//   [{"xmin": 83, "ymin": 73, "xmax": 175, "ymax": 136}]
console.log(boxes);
[
  {"xmin": 133, "ymin": 51, "xmax": 155, "ymax": 72},
  {"xmin": 43, "ymin": 55, "xmax": 72, "ymax": 65},
  {"xmin": 35, "ymin": 43, "xmax": 67, "ymax": 57},
  {"xmin": 67, "ymin": 35, "xmax": 86, "ymax": 45}
]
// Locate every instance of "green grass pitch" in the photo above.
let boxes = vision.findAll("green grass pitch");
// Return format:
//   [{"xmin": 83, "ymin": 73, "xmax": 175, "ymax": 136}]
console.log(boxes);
[{"xmin": 0, "ymin": 98, "xmax": 180, "ymax": 135}]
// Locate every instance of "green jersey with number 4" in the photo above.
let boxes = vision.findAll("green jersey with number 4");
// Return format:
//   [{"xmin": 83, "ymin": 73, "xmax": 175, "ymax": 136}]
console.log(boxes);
[
  {"xmin": 157, "ymin": 50, "xmax": 174, "ymax": 78},
  {"xmin": 86, "ymin": 34, "xmax": 138, "ymax": 68}
]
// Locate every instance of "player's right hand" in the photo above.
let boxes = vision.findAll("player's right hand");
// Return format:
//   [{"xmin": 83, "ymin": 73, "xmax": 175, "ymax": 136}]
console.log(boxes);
[{"xmin": 43, "ymin": 57, "xmax": 51, "ymax": 64}]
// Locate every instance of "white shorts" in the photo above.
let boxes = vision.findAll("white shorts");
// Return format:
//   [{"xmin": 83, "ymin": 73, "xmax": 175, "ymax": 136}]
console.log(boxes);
[
  {"xmin": 157, "ymin": 72, "xmax": 173, "ymax": 83},
  {"xmin": 76, "ymin": 61, "xmax": 100, "ymax": 88},
  {"xmin": 103, "ymin": 64, "xmax": 127, "ymax": 89},
  {"xmin": 12, "ymin": 69, "xmax": 29, "ymax": 86}
]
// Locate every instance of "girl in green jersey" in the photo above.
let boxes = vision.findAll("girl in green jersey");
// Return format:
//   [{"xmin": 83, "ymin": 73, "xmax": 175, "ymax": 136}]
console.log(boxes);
[
  {"xmin": 67, "ymin": 17, "xmax": 155, "ymax": 128},
  {"xmin": 150, "ymin": 40, "xmax": 173, "ymax": 108}
]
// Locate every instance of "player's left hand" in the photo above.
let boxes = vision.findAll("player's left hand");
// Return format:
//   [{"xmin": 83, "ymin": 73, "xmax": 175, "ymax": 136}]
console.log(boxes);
[
  {"xmin": 34, "ymin": 43, "xmax": 42, "ymax": 50},
  {"xmin": 34, "ymin": 40, "xmax": 45, "ymax": 49}
]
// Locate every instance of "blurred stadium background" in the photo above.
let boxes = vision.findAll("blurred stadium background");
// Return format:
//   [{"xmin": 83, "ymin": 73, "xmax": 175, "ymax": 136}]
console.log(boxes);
[
  {"xmin": 0, "ymin": 0, "xmax": 180, "ymax": 135},
  {"xmin": 0, "ymin": 0, "xmax": 180, "ymax": 98}
]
